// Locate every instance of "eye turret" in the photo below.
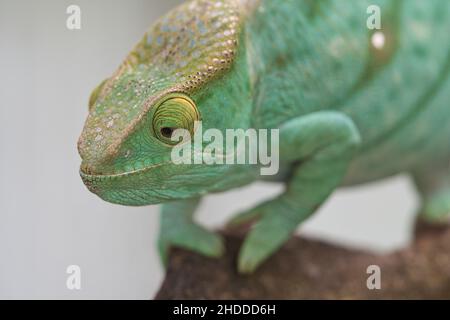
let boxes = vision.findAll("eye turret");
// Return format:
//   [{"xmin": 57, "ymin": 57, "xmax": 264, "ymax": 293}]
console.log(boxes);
[{"xmin": 152, "ymin": 94, "xmax": 200, "ymax": 145}]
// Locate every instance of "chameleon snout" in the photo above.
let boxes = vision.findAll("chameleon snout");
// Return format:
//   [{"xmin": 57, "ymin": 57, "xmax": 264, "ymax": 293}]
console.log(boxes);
[{"xmin": 79, "ymin": 160, "xmax": 175, "ymax": 206}]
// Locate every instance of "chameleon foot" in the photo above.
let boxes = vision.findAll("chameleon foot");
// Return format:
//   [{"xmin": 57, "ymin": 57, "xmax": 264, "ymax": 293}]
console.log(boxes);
[
  {"xmin": 413, "ymin": 165, "xmax": 450, "ymax": 225},
  {"xmin": 418, "ymin": 187, "xmax": 450, "ymax": 224},
  {"xmin": 158, "ymin": 198, "xmax": 224, "ymax": 267},
  {"xmin": 231, "ymin": 197, "xmax": 304, "ymax": 274},
  {"xmin": 158, "ymin": 222, "xmax": 224, "ymax": 267}
]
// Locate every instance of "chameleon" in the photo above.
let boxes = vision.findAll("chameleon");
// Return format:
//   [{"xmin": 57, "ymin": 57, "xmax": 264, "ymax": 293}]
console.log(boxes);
[{"xmin": 78, "ymin": 0, "xmax": 450, "ymax": 273}]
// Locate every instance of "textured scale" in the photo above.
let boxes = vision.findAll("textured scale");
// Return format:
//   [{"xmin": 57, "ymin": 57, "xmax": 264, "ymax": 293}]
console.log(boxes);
[
  {"xmin": 78, "ymin": 0, "xmax": 241, "ymax": 173},
  {"xmin": 245, "ymin": 0, "xmax": 450, "ymax": 183}
]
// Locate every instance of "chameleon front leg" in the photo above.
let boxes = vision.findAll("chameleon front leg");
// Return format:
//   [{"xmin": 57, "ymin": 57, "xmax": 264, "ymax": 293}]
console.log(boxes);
[
  {"xmin": 412, "ymin": 162, "xmax": 450, "ymax": 224},
  {"xmin": 158, "ymin": 197, "xmax": 224, "ymax": 267},
  {"xmin": 229, "ymin": 111, "xmax": 361, "ymax": 273}
]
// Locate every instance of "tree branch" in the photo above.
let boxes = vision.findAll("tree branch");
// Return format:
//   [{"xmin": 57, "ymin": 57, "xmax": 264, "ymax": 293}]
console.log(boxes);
[{"xmin": 155, "ymin": 223, "xmax": 450, "ymax": 299}]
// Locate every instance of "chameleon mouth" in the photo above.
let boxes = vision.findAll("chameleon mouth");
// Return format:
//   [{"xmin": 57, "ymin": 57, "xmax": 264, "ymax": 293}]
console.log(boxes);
[
  {"xmin": 79, "ymin": 162, "xmax": 167, "ymax": 181},
  {"xmin": 79, "ymin": 162, "xmax": 173, "ymax": 206},
  {"xmin": 79, "ymin": 163, "xmax": 169, "ymax": 203},
  {"xmin": 79, "ymin": 163, "xmax": 121, "ymax": 181}
]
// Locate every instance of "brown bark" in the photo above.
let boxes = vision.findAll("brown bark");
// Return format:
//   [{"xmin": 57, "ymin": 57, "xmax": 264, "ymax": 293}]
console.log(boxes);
[{"xmin": 155, "ymin": 223, "xmax": 450, "ymax": 299}]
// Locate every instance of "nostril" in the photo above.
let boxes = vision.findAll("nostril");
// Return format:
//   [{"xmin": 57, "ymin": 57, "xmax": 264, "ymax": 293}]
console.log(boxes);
[{"xmin": 80, "ymin": 163, "xmax": 93, "ymax": 175}]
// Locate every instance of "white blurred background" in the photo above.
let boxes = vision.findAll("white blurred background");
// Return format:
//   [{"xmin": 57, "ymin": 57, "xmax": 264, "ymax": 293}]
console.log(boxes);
[{"xmin": 0, "ymin": 0, "xmax": 418, "ymax": 299}]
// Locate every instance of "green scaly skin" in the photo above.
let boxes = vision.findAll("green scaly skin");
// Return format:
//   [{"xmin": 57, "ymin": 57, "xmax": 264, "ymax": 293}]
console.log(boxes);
[{"xmin": 78, "ymin": 0, "xmax": 450, "ymax": 273}]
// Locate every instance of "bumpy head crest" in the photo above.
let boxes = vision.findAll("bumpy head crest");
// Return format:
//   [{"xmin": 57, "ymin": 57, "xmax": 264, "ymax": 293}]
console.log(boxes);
[{"xmin": 78, "ymin": 0, "xmax": 242, "ymax": 170}]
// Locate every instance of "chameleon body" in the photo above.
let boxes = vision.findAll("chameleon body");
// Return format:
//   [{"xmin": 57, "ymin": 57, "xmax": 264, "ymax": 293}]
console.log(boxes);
[{"xmin": 79, "ymin": 0, "xmax": 450, "ymax": 273}]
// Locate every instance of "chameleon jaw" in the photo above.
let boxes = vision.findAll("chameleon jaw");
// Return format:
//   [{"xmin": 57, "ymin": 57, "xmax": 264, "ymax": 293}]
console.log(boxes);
[
  {"xmin": 79, "ymin": 162, "xmax": 174, "ymax": 206},
  {"xmin": 79, "ymin": 161, "xmax": 168, "ymax": 182}
]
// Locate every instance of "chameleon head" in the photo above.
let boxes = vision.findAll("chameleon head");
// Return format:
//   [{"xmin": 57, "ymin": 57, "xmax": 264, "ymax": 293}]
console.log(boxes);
[{"xmin": 78, "ymin": 0, "xmax": 254, "ymax": 206}]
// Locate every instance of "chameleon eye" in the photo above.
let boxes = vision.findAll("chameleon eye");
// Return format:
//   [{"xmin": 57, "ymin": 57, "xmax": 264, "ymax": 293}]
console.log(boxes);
[{"xmin": 152, "ymin": 94, "xmax": 200, "ymax": 145}]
